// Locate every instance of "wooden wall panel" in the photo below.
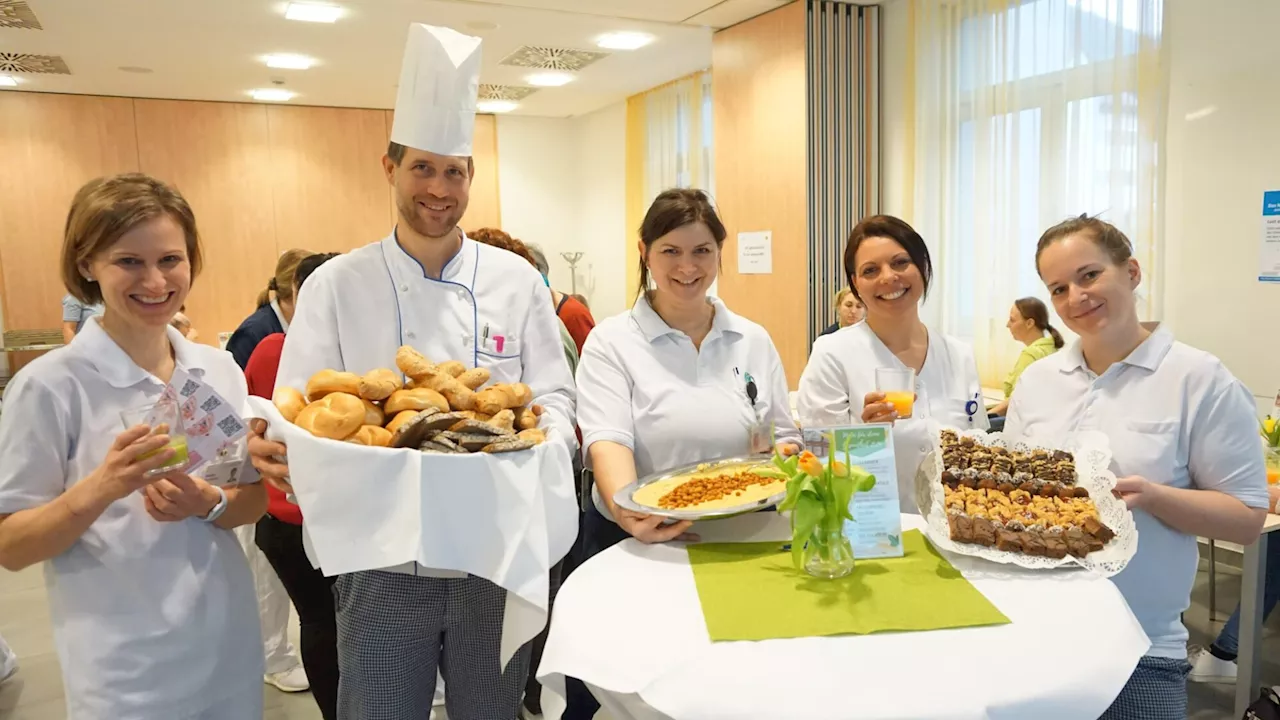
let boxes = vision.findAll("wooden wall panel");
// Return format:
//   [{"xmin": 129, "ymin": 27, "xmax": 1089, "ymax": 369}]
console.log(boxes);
[
  {"xmin": 381, "ymin": 110, "xmax": 502, "ymax": 235},
  {"xmin": 0, "ymin": 93, "xmax": 139, "ymax": 369},
  {"xmin": 713, "ymin": 1, "xmax": 810, "ymax": 387},
  {"xmin": 267, "ymin": 106, "xmax": 391, "ymax": 255},
  {"xmin": 134, "ymin": 99, "xmax": 278, "ymax": 342}
]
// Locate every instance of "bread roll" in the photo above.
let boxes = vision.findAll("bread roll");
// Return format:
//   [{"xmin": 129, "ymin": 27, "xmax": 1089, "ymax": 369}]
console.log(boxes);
[
  {"xmin": 515, "ymin": 407, "xmax": 539, "ymax": 431},
  {"xmin": 273, "ymin": 387, "xmax": 307, "ymax": 423},
  {"xmin": 359, "ymin": 368, "xmax": 402, "ymax": 401},
  {"xmin": 306, "ymin": 370, "xmax": 362, "ymax": 401},
  {"xmin": 474, "ymin": 383, "xmax": 534, "ymax": 415},
  {"xmin": 435, "ymin": 361, "xmax": 466, "ymax": 378},
  {"xmin": 395, "ymin": 346, "xmax": 434, "ymax": 381},
  {"xmin": 295, "ymin": 392, "xmax": 364, "ymax": 440},
  {"xmin": 422, "ymin": 372, "xmax": 476, "ymax": 411},
  {"xmin": 347, "ymin": 425, "xmax": 392, "ymax": 447},
  {"xmin": 361, "ymin": 398, "xmax": 386, "ymax": 427},
  {"xmin": 488, "ymin": 409, "xmax": 516, "ymax": 433},
  {"xmin": 387, "ymin": 409, "xmax": 427, "ymax": 435},
  {"xmin": 517, "ymin": 428, "xmax": 546, "ymax": 445},
  {"xmin": 456, "ymin": 367, "xmax": 490, "ymax": 390},
  {"xmin": 385, "ymin": 388, "xmax": 449, "ymax": 415}
]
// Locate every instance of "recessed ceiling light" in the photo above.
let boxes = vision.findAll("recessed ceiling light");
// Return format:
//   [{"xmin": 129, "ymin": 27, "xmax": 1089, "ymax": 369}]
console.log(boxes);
[
  {"xmin": 284, "ymin": 2, "xmax": 342, "ymax": 23},
  {"xmin": 264, "ymin": 53, "xmax": 316, "ymax": 70},
  {"xmin": 525, "ymin": 72, "xmax": 574, "ymax": 87},
  {"xmin": 118, "ymin": 66, "xmax": 153, "ymax": 74},
  {"xmin": 466, "ymin": 21, "xmax": 498, "ymax": 31},
  {"xmin": 0, "ymin": 75, "xmax": 19, "ymax": 87},
  {"xmin": 250, "ymin": 88, "xmax": 296, "ymax": 102},
  {"xmin": 597, "ymin": 32, "xmax": 654, "ymax": 50},
  {"xmin": 477, "ymin": 99, "xmax": 518, "ymax": 113}
]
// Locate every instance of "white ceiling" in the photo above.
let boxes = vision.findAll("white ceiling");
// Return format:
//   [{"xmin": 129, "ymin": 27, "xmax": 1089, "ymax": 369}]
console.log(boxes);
[{"xmin": 0, "ymin": 0, "xmax": 792, "ymax": 117}]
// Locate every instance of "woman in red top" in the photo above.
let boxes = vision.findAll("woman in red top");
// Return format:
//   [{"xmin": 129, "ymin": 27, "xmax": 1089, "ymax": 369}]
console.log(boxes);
[
  {"xmin": 244, "ymin": 252, "xmax": 340, "ymax": 720},
  {"xmin": 526, "ymin": 243, "xmax": 595, "ymax": 354}
]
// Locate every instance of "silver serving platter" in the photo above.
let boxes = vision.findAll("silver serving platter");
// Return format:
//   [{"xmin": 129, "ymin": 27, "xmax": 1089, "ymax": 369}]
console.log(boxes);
[{"xmin": 612, "ymin": 454, "xmax": 785, "ymax": 521}]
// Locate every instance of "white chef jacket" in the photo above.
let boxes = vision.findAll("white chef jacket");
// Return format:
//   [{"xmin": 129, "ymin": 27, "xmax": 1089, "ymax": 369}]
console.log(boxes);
[
  {"xmin": 1006, "ymin": 325, "xmax": 1269, "ymax": 659},
  {"xmin": 276, "ymin": 231, "xmax": 577, "ymax": 577},
  {"xmin": 0, "ymin": 319, "xmax": 263, "ymax": 720},
  {"xmin": 797, "ymin": 322, "xmax": 988, "ymax": 513},
  {"xmin": 576, "ymin": 295, "xmax": 802, "ymax": 520}
]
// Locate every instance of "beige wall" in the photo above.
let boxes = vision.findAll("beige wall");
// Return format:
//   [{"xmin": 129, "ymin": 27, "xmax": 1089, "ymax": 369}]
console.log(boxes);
[
  {"xmin": 713, "ymin": 1, "xmax": 809, "ymax": 387},
  {"xmin": 0, "ymin": 91, "xmax": 501, "ymax": 361}
]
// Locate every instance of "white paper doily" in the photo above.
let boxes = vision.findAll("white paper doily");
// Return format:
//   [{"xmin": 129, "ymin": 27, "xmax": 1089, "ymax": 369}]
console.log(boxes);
[{"xmin": 916, "ymin": 427, "xmax": 1138, "ymax": 577}]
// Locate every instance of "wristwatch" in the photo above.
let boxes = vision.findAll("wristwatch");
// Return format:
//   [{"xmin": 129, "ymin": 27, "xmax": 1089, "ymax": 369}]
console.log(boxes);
[{"xmin": 200, "ymin": 485, "xmax": 229, "ymax": 523}]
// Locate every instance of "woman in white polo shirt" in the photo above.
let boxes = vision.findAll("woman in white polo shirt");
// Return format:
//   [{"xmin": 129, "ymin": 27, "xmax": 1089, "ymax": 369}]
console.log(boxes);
[
  {"xmin": 797, "ymin": 215, "xmax": 987, "ymax": 513},
  {"xmin": 567, "ymin": 188, "xmax": 801, "ymax": 719},
  {"xmin": 1005, "ymin": 215, "xmax": 1267, "ymax": 719},
  {"xmin": 0, "ymin": 173, "xmax": 267, "ymax": 720}
]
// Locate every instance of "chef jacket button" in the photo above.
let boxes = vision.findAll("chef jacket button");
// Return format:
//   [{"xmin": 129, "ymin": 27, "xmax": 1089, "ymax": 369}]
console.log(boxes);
[
  {"xmin": 400, "ymin": 284, "xmax": 409, "ymax": 293},
  {"xmin": 406, "ymin": 331, "xmax": 416, "ymax": 340},
  {"xmin": 457, "ymin": 289, "xmax": 468, "ymax": 299}
]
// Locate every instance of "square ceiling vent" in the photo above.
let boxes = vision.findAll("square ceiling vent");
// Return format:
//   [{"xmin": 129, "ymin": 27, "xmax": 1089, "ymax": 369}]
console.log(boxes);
[
  {"xmin": 479, "ymin": 84, "xmax": 538, "ymax": 101},
  {"xmin": 0, "ymin": 1, "xmax": 41, "ymax": 30},
  {"xmin": 499, "ymin": 46, "xmax": 608, "ymax": 72},
  {"xmin": 0, "ymin": 53, "xmax": 70, "ymax": 74}
]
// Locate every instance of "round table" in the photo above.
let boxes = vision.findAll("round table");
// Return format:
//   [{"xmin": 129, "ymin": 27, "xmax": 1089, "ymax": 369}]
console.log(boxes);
[{"xmin": 538, "ymin": 513, "xmax": 1149, "ymax": 720}]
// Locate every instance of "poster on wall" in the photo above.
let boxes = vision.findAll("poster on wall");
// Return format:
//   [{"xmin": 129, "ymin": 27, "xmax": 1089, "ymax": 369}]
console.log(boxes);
[
  {"xmin": 1259, "ymin": 190, "xmax": 1280, "ymax": 282},
  {"xmin": 737, "ymin": 231, "xmax": 772, "ymax": 274}
]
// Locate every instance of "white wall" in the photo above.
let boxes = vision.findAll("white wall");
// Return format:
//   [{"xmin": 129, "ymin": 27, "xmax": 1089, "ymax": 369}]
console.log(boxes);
[
  {"xmin": 1161, "ymin": 0, "xmax": 1280, "ymax": 414},
  {"xmin": 496, "ymin": 102, "xmax": 628, "ymax": 320}
]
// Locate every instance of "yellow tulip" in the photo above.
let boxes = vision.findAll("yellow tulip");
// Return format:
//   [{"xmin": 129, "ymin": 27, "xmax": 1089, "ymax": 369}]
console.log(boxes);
[
  {"xmin": 832, "ymin": 461, "xmax": 850, "ymax": 478},
  {"xmin": 798, "ymin": 451, "xmax": 824, "ymax": 477},
  {"xmin": 1266, "ymin": 417, "xmax": 1277, "ymax": 435}
]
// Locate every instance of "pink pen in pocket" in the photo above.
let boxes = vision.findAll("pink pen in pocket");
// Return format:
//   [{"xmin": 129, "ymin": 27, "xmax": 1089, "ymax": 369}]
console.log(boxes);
[{"xmin": 494, "ymin": 335, "xmax": 505, "ymax": 354}]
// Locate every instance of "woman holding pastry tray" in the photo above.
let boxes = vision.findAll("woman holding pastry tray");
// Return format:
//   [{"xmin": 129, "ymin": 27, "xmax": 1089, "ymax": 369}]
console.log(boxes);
[
  {"xmin": 566, "ymin": 188, "xmax": 801, "ymax": 720},
  {"xmin": 1004, "ymin": 215, "xmax": 1268, "ymax": 719},
  {"xmin": 797, "ymin": 215, "xmax": 987, "ymax": 513},
  {"xmin": 0, "ymin": 174, "xmax": 267, "ymax": 719}
]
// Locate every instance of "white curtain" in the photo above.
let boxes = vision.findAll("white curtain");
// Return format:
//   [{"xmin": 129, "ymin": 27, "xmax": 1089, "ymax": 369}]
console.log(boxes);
[
  {"xmin": 911, "ymin": 0, "xmax": 1165, "ymax": 385},
  {"xmin": 641, "ymin": 71, "xmax": 715, "ymax": 293}
]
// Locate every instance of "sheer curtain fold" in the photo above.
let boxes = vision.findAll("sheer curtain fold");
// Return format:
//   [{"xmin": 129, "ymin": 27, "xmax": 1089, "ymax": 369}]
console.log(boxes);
[
  {"xmin": 624, "ymin": 71, "xmax": 714, "ymax": 300},
  {"xmin": 911, "ymin": 0, "xmax": 1165, "ymax": 386}
]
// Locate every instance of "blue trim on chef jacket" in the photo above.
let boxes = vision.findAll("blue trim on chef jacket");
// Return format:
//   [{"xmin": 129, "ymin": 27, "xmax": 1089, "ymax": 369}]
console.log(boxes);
[{"xmin": 383, "ymin": 229, "xmax": 483, "ymax": 368}]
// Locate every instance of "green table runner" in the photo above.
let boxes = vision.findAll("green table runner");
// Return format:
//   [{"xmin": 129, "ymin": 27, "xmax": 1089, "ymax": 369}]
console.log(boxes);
[{"xmin": 686, "ymin": 530, "xmax": 1010, "ymax": 641}]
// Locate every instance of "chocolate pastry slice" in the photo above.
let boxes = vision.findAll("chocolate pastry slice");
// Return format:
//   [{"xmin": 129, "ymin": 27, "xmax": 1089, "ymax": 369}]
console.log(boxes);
[
  {"xmin": 971, "ymin": 517, "xmax": 997, "ymax": 547},
  {"xmin": 1043, "ymin": 535, "xmax": 1068, "ymax": 560},
  {"xmin": 995, "ymin": 529, "xmax": 1023, "ymax": 552},
  {"xmin": 1082, "ymin": 516, "xmax": 1115, "ymax": 543},
  {"xmin": 1021, "ymin": 531, "xmax": 1047, "ymax": 556}
]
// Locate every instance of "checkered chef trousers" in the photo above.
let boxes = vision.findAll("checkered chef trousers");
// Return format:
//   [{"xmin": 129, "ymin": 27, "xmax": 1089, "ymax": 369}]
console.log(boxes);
[{"xmin": 334, "ymin": 570, "xmax": 531, "ymax": 719}]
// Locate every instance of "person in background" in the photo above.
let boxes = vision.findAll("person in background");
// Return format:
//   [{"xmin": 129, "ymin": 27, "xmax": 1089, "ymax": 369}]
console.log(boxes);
[
  {"xmin": 819, "ymin": 287, "xmax": 865, "ymax": 337},
  {"xmin": 225, "ymin": 248, "xmax": 313, "ymax": 370},
  {"xmin": 570, "ymin": 293, "xmax": 590, "ymax": 310},
  {"xmin": 243, "ymin": 252, "xmax": 341, "ymax": 720},
  {"xmin": 0, "ymin": 632, "xmax": 15, "ymax": 684},
  {"xmin": 987, "ymin": 297, "xmax": 1063, "ymax": 418},
  {"xmin": 60, "ymin": 293, "xmax": 104, "ymax": 344},
  {"xmin": 227, "ymin": 248, "xmax": 314, "ymax": 695},
  {"xmin": 0, "ymin": 173, "xmax": 267, "ymax": 718},
  {"xmin": 170, "ymin": 304, "xmax": 198, "ymax": 342},
  {"xmin": 798, "ymin": 215, "xmax": 987, "ymax": 513},
  {"xmin": 470, "ymin": 229, "xmax": 579, "ymax": 374},
  {"xmin": 527, "ymin": 243, "xmax": 595, "ymax": 355},
  {"xmin": 1006, "ymin": 215, "xmax": 1267, "ymax": 718},
  {"xmin": 568, "ymin": 188, "xmax": 801, "ymax": 720},
  {"xmin": 1190, "ymin": 480, "xmax": 1280, "ymax": 684}
]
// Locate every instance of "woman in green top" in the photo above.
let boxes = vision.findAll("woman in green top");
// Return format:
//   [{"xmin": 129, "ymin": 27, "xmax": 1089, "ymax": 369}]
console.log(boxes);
[{"xmin": 989, "ymin": 297, "xmax": 1063, "ymax": 416}]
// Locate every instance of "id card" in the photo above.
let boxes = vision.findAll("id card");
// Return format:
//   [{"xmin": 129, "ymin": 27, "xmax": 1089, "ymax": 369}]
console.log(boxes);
[{"xmin": 198, "ymin": 441, "xmax": 247, "ymax": 487}]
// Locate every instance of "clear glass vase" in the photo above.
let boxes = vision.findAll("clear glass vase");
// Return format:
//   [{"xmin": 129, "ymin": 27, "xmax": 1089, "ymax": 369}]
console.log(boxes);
[
  {"xmin": 803, "ymin": 524, "xmax": 855, "ymax": 579},
  {"xmin": 1265, "ymin": 447, "xmax": 1280, "ymax": 486}
]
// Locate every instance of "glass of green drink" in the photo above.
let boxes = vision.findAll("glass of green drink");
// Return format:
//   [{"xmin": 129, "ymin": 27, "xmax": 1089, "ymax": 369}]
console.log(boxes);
[{"xmin": 120, "ymin": 397, "xmax": 190, "ymax": 476}]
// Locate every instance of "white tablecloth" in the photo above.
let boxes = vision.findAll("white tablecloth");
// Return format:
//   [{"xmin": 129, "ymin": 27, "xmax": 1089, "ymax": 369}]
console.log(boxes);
[{"xmin": 539, "ymin": 514, "xmax": 1150, "ymax": 720}]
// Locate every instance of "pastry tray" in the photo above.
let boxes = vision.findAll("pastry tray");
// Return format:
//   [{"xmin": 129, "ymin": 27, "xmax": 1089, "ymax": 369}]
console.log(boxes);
[{"xmin": 612, "ymin": 454, "xmax": 783, "ymax": 521}]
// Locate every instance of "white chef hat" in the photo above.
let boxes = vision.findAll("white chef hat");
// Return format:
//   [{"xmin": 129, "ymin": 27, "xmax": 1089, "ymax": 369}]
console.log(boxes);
[{"xmin": 390, "ymin": 23, "xmax": 483, "ymax": 157}]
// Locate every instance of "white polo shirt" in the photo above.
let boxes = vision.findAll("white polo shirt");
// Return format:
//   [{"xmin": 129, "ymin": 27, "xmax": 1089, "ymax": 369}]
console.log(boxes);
[
  {"xmin": 0, "ymin": 319, "xmax": 263, "ymax": 719},
  {"xmin": 1006, "ymin": 325, "xmax": 1269, "ymax": 659},
  {"xmin": 797, "ymin": 322, "xmax": 988, "ymax": 512},
  {"xmin": 577, "ymin": 295, "xmax": 801, "ymax": 520}
]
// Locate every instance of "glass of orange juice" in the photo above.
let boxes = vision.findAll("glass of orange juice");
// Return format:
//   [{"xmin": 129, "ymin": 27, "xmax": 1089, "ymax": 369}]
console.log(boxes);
[
  {"xmin": 1265, "ymin": 447, "xmax": 1280, "ymax": 485},
  {"xmin": 875, "ymin": 367, "xmax": 916, "ymax": 419}
]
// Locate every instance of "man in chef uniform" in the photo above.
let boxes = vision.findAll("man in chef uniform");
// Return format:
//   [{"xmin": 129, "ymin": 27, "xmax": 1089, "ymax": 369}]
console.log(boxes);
[{"xmin": 246, "ymin": 23, "xmax": 577, "ymax": 719}]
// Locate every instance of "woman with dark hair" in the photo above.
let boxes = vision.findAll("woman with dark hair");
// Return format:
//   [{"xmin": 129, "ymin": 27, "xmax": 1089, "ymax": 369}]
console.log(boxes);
[
  {"xmin": 566, "ymin": 188, "xmax": 801, "ymax": 719},
  {"xmin": 988, "ymin": 297, "xmax": 1063, "ymax": 417},
  {"xmin": 797, "ymin": 215, "xmax": 987, "ymax": 512},
  {"xmin": 1006, "ymin": 215, "xmax": 1267, "ymax": 718},
  {"xmin": 226, "ymin": 248, "xmax": 313, "ymax": 370},
  {"xmin": 243, "ymin": 252, "xmax": 341, "ymax": 719}
]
